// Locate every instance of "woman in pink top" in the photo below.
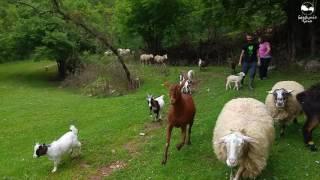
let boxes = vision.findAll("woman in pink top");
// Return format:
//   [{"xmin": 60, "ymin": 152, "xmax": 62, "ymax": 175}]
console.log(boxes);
[{"xmin": 258, "ymin": 36, "xmax": 271, "ymax": 80}]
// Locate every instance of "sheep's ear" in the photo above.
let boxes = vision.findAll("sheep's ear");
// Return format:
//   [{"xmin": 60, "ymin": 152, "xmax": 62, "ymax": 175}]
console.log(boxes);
[
  {"xmin": 266, "ymin": 90, "xmax": 273, "ymax": 94},
  {"xmin": 214, "ymin": 137, "xmax": 226, "ymax": 145},
  {"xmin": 242, "ymin": 135, "xmax": 258, "ymax": 144},
  {"xmin": 287, "ymin": 90, "xmax": 294, "ymax": 94}
]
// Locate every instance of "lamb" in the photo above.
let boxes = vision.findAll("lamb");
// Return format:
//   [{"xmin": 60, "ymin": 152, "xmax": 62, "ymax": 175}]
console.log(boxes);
[
  {"xmin": 296, "ymin": 83, "xmax": 320, "ymax": 151},
  {"xmin": 225, "ymin": 72, "xmax": 245, "ymax": 91},
  {"xmin": 140, "ymin": 54, "xmax": 154, "ymax": 65},
  {"xmin": 154, "ymin": 54, "xmax": 168, "ymax": 64},
  {"xmin": 146, "ymin": 94, "xmax": 165, "ymax": 121},
  {"xmin": 33, "ymin": 125, "xmax": 81, "ymax": 173},
  {"xmin": 213, "ymin": 98, "xmax": 275, "ymax": 180},
  {"xmin": 265, "ymin": 81, "xmax": 304, "ymax": 136}
]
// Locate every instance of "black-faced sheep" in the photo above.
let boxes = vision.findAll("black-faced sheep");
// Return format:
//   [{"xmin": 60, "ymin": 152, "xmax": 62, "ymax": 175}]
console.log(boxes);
[
  {"xmin": 265, "ymin": 81, "xmax": 304, "ymax": 136},
  {"xmin": 213, "ymin": 98, "xmax": 275, "ymax": 180},
  {"xmin": 296, "ymin": 83, "xmax": 320, "ymax": 151}
]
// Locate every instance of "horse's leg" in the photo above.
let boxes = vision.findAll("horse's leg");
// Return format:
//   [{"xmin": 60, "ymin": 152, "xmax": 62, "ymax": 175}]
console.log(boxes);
[
  {"xmin": 162, "ymin": 125, "xmax": 173, "ymax": 165},
  {"xmin": 176, "ymin": 126, "xmax": 186, "ymax": 150}
]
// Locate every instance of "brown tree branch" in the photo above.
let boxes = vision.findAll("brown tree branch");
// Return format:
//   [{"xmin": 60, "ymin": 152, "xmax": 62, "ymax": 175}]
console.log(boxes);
[{"xmin": 51, "ymin": 0, "xmax": 132, "ymax": 85}]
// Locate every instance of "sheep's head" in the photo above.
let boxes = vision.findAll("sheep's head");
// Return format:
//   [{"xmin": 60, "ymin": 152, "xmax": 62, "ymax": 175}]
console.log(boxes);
[
  {"xmin": 268, "ymin": 88, "xmax": 294, "ymax": 108},
  {"xmin": 215, "ymin": 132, "xmax": 257, "ymax": 167},
  {"xmin": 169, "ymin": 83, "xmax": 183, "ymax": 105},
  {"xmin": 33, "ymin": 143, "xmax": 48, "ymax": 158},
  {"xmin": 238, "ymin": 72, "xmax": 245, "ymax": 77}
]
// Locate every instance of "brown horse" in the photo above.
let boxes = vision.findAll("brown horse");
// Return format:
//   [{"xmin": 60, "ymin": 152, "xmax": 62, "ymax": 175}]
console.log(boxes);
[{"xmin": 162, "ymin": 82, "xmax": 196, "ymax": 165}]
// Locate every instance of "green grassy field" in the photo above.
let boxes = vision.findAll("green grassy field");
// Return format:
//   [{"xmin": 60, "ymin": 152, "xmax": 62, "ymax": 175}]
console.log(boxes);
[{"xmin": 0, "ymin": 60, "xmax": 320, "ymax": 179}]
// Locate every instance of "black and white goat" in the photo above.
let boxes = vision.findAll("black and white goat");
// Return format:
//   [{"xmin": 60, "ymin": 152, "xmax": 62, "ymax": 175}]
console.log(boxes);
[
  {"xmin": 33, "ymin": 125, "xmax": 81, "ymax": 173},
  {"xmin": 146, "ymin": 95, "xmax": 165, "ymax": 121},
  {"xmin": 179, "ymin": 70, "xmax": 194, "ymax": 94}
]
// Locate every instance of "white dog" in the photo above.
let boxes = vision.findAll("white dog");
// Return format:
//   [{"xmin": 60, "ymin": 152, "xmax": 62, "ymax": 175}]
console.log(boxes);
[
  {"xmin": 226, "ymin": 72, "xmax": 245, "ymax": 91},
  {"xmin": 33, "ymin": 125, "xmax": 81, "ymax": 173}
]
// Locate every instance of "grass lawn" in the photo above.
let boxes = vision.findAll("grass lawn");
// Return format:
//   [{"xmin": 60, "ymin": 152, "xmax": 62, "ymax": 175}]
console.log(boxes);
[{"xmin": 0, "ymin": 60, "xmax": 320, "ymax": 179}]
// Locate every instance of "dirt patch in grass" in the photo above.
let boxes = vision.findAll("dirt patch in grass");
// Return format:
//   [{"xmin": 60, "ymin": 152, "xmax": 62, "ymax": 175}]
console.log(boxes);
[{"xmin": 89, "ymin": 161, "xmax": 127, "ymax": 179}]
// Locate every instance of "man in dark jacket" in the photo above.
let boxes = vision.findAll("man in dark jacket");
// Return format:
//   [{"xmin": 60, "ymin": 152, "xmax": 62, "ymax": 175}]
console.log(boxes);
[{"xmin": 238, "ymin": 34, "xmax": 261, "ymax": 90}]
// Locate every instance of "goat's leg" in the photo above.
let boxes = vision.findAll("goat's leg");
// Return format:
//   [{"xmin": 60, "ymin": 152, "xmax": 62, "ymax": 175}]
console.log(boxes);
[
  {"xmin": 233, "ymin": 166, "xmax": 244, "ymax": 180},
  {"xmin": 187, "ymin": 121, "xmax": 194, "ymax": 145},
  {"xmin": 176, "ymin": 126, "xmax": 187, "ymax": 151},
  {"xmin": 52, "ymin": 159, "xmax": 60, "ymax": 173},
  {"xmin": 162, "ymin": 125, "xmax": 173, "ymax": 165},
  {"xmin": 303, "ymin": 116, "xmax": 319, "ymax": 151}
]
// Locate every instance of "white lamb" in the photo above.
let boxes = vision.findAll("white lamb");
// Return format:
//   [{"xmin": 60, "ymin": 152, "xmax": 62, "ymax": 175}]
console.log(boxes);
[
  {"xmin": 33, "ymin": 125, "xmax": 81, "ymax": 173},
  {"xmin": 213, "ymin": 98, "xmax": 275, "ymax": 180},
  {"xmin": 225, "ymin": 72, "xmax": 245, "ymax": 91},
  {"xmin": 265, "ymin": 81, "xmax": 304, "ymax": 136},
  {"xmin": 140, "ymin": 54, "xmax": 154, "ymax": 65},
  {"xmin": 154, "ymin": 54, "xmax": 168, "ymax": 64}
]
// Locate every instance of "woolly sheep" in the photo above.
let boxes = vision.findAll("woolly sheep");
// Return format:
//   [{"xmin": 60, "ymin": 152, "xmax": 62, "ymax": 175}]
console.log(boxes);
[
  {"xmin": 265, "ymin": 81, "xmax": 304, "ymax": 136},
  {"xmin": 140, "ymin": 54, "xmax": 154, "ymax": 65},
  {"xmin": 154, "ymin": 54, "xmax": 168, "ymax": 64},
  {"xmin": 226, "ymin": 72, "xmax": 245, "ymax": 91},
  {"xmin": 213, "ymin": 98, "xmax": 275, "ymax": 180}
]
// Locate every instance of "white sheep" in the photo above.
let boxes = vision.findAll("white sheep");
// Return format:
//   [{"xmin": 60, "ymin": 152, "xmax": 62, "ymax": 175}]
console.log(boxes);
[
  {"xmin": 265, "ymin": 81, "xmax": 304, "ymax": 136},
  {"xmin": 33, "ymin": 125, "xmax": 81, "ymax": 173},
  {"xmin": 118, "ymin": 48, "xmax": 131, "ymax": 56},
  {"xmin": 104, "ymin": 50, "xmax": 113, "ymax": 56},
  {"xmin": 225, "ymin": 72, "xmax": 245, "ymax": 91},
  {"xmin": 213, "ymin": 98, "xmax": 275, "ymax": 180},
  {"xmin": 154, "ymin": 54, "xmax": 168, "ymax": 64},
  {"xmin": 140, "ymin": 54, "xmax": 154, "ymax": 65}
]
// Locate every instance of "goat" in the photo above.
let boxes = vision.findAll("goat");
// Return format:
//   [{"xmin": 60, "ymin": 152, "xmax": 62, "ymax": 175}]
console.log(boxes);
[
  {"xmin": 296, "ymin": 83, "xmax": 320, "ymax": 151},
  {"xmin": 162, "ymin": 82, "xmax": 196, "ymax": 165},
  {"xmin": 140, "ymin": 54, "xmax": 154, "ymax": 65},
  {"xmin": 146, "ymin": 94, "xmax": 165, "ymax": 121},
  {"xmin": 33, "ymin": 125, "xmax": 81, "ymax": 173},
  {"xmin": 198, "ymin": 58, "xmax": 207, "ymax": 70}
]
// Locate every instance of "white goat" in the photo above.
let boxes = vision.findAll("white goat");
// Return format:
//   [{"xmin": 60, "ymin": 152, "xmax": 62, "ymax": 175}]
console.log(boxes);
[
  {"xmin": 146, "ymin": 95, "xmax": 165, "ymax": 121},
  {"xmin": 33, "ymin": 125, "xmax": 81, "ymax": 173},
  {"xmin": 187, "ymin": 70, "xmax": 194, "ymax": 82},
  {"xmin": 198, "ymin": 58, "xmax": 207, "ymax": 70},
  {"xmin": 226, "ymin": 72, "xmax": 245, "ymax": 91},
  {"xmin": 154, "ymin": 54, "xmax": 168, "ymax": 64},
  {"xmin": 104, "ymin": 50, "xmax": 113, "ymax": 56}
]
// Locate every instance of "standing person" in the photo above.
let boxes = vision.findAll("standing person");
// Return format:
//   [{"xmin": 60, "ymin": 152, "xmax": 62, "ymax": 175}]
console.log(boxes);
[
  {"xmin": 258, "ymin": 36, "xmax": 271, "ymax": 80},
  {"xmin": 238, "ymin": 34, "xmax": 260, "ymax": 90}
]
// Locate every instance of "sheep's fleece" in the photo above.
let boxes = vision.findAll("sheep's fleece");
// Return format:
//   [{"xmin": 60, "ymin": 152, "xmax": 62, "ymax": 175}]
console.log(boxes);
[
  {"xmin": 213, "ymin": 98, "xmax": 275, "ymax": 178},
  {"xmin": 265, "ymin": 81, "xmax": 304, "ymax": 124}
]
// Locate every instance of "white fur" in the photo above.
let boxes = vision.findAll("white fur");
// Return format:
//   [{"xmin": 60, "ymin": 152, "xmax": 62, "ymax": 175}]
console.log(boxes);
[
  {"xmin": 154, "ymin": 54, "xmax": 168, "ymax": 64},
  {"xmin": 118, "ymin": 48, "xmax": 131, "ymax": 56},
  {"xmin": 33, "ymin": 125, "xmax": 81, "ymax": 173},
  {"xmin": 226, "ymin": 72, "xmax": 245, "ymax": 91},
  {"xmin": 140, "ymin": 54, "xmax": 154, "ymax": 65},
  {"xmin": 181, "ymin": 80, "xmax": 192, "ymax": 94},
  {"xmin": 187, "ymin": 70, "xmax": 194, "ymax": 81}
]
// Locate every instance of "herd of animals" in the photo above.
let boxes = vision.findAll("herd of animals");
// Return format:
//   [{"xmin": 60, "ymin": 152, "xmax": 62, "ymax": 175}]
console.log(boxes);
[{"xmin": 33, "ymin": 51, "xmax": 320, "ymax": 179}]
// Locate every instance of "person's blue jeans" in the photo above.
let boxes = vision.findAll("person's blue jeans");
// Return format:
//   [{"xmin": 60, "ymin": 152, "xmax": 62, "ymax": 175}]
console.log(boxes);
[{"xmin": 242, "ymin": 61, "xmax": 257, "ymax": 82}]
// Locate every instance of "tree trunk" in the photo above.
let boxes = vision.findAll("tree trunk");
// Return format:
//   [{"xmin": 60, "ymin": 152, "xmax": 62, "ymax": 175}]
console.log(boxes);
[
  {"xmin": 51, "ymin": 0, "xmax": 132, "ymax": 86},
  {"xmin": 310, "ymin": 24, "xmax": 316, "ymax": 56},
  {"xmin": 57, "ymin": 59, "xmax": 66, "ymax": 79}
]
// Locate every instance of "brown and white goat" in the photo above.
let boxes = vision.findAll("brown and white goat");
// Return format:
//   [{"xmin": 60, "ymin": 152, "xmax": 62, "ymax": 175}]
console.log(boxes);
[{"xmin": 162, "ymin": 82, "xmax": 196, "ymax": 165}]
